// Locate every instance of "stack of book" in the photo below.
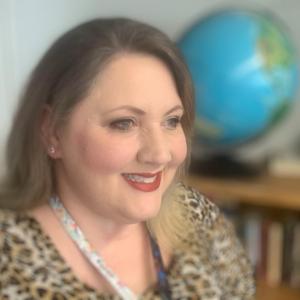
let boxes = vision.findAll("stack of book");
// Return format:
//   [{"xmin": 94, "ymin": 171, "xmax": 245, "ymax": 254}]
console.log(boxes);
[{"xmin": 220, "ymin": 203, "xmax": 300, "ymax": 288}]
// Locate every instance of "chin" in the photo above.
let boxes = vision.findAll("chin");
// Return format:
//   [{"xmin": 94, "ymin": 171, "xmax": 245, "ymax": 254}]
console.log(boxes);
[
  {"xmin": 140, "ymin": 207, "xmax": 161, "ymax": 221},
  {"xmin": 121, "ymin": 180, "xmax": 171, "ymax": 223},
  {"xmin": 126, "ymin": 200, "xmax": 162, "ymax": 223}
]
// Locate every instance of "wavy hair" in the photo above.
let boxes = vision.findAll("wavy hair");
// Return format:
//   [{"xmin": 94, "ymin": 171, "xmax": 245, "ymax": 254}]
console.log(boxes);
[{"xmin": 0, "ymin": 18, "xmax": 194, "ymax": 248}]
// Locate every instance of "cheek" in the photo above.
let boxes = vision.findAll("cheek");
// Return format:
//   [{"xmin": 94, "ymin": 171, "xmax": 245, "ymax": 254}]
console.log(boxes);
[
  {"xmin": 172, "ymin": 133, "xmax": 188, "ymax": 166},
  {"xmin": 76, "ymin": 132, "xmax": 136, "ymax": 173}
]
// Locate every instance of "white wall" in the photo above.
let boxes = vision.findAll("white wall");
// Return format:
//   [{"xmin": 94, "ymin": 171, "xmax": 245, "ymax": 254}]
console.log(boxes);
[{"xmin": 1, "ymin": 0, "xmax": 300, "ymax": 166}]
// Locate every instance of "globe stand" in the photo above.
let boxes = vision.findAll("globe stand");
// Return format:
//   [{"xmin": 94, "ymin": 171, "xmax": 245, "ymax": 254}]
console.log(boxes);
[{"xmin": 189, "ymin": 154, "xmax": 265, "ymax": 178}]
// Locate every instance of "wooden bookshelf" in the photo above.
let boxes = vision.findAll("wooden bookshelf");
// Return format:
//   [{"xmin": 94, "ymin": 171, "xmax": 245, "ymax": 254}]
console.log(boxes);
[
  {"xmin": 185, "ymin": 174, "xmax": 300, "ymax": 300},
  {"xmin": 257, "ymin": 281, "xmax": 300, "ymax": 300},
  {"xmin": 186, "ymin": 174, "xmax": 300, "ymax": 210}
]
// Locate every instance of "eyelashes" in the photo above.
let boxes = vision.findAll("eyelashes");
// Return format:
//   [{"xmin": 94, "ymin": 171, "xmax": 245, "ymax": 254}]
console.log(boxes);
[
  {"xmin": 109, "ymin": 118, "xmax": 136, "ymax": 131},
  {"xmin": 108, "ymin": 115, "xmax": 183, "ymax": 132},
  {"xmin": 164, "ymin": 116, "xmax": 182, "ymax": 130}
]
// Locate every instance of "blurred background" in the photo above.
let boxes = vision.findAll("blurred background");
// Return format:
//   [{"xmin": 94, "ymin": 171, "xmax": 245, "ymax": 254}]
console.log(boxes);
[{"xmin": 1, "ymin": 0, "xmax": 300, "ymax": 299}]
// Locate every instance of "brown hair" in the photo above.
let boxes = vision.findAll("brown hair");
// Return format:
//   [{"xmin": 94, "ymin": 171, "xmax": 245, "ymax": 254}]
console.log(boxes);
[{"xmin": 0, "ymin": 18, "xmax": 194, "ymax": 241}]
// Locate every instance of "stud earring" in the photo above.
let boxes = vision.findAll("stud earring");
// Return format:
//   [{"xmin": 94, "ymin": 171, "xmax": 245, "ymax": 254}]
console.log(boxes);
[{"xmin": 48, "ymin": 145, "xmax": 56, "ymax": 156}]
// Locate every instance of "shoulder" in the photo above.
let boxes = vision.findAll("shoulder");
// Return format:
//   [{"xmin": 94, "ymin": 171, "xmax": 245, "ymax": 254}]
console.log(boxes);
[
  {"xmin": 0, "ymin": 208, "xmax": 39, "ymax": 239},
  {"xmin": 173, "ymin": 182, "xmax": 220, "ymax": 228},
  {"xmin": 171, "ymin": 182, "xmax": 236, "ymax": 246},
  {"xmin": 0, "ymin": 209, "xmax": 45, "ymax": 268},
  {"xmin": 172, "ymin": 183, "xmax": 256, "ymax": 299},
  {"xmin": 0, "ymin": 208, "xmax": 24, "ymax": 240},
  {"xmin": 173, "ymin": 181, "xmax": 245, "ymax": 248},
  {"xmin": 0, "ymin": 209, "xmax": 68, "ymax": 298},
  {"xmin": 0, "ymin": 209, "xmax": 35, "ymax": 293}
]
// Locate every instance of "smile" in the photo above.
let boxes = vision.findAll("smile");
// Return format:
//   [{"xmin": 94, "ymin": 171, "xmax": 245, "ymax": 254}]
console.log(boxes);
[{"xmin": 122, "ymin": 172, "xmax": 162, "ymax": 192}]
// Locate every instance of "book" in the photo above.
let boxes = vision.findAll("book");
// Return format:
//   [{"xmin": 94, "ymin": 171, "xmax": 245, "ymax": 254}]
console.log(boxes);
[
  {"xmin": 258, "ymin": 218, "xmax": 270, "ymax": 280},
  {"xmin": 282, "ymin": 216, "xmax": 298, "ymax": 283},
  {"xmin": 243, "ymin": 212, "xmax": 262, "ymax": 276},
  {"xmin": 266, "ymin": 221, "xmax": 284, "ymax": 286},
  {"xmin": 290, "ymin": 222, "xmax": 300, "ymax": 287}
]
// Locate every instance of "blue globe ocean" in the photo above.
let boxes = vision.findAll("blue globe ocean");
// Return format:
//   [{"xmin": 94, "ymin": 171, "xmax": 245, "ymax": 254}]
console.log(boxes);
[{"xmin": 178, "ymin": 10, "xmax": 299, "ymax": 147}]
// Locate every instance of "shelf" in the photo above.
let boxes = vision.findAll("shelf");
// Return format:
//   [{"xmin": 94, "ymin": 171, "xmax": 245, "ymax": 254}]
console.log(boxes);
[
  {"xmin": 256, "ymin": 281, "xmax": 300, "ymax": 300},
  {"xmin": 186, "ymin": 173, "xmax": 300, "ymax": 299},
  {"xmin": 186, "ymin": 174, "xmax": 300, "ymax": 210}
]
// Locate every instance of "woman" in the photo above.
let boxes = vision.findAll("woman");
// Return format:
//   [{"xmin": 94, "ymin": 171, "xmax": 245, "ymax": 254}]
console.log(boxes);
[{"xmin": 0, "ymin": 18, "xmax": 255, "ymax": 299}]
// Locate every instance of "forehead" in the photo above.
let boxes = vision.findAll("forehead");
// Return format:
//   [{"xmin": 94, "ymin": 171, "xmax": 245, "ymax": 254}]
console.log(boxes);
[{"xmin": 84, "ymin": 53, "xmax": 182, "ymax": 110}]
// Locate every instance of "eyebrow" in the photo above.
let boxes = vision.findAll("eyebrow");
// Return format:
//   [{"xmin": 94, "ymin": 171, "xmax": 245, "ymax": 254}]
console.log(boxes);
[
  {"xmin": 164, "ymin": 105, "xmax": 184, "ymax": 116},
  {"xmin": 104, "ymin": 104, "xmax": 184, "ymax": 116}
]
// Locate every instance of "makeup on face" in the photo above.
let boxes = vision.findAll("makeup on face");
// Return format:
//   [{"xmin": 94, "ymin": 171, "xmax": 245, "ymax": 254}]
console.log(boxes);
[
  {"xmin": 122, "ymin": 172, "xmax": 162, "ymax": 192},
  {"xmin": 54, "ymin": 53, "xmax": 187, "ymax": 223}
]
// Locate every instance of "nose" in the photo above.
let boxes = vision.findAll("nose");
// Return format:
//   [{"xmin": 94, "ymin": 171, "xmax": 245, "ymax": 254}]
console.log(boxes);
[{"xmin": 137, "ymin": 128, "xmax": 172, "ymax": 166}]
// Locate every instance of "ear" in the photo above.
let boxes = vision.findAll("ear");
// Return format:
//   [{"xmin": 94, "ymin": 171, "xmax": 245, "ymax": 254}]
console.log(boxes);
[{"xmin": 40, "ymin": 105, "xmax": 62, "ymax": 159}]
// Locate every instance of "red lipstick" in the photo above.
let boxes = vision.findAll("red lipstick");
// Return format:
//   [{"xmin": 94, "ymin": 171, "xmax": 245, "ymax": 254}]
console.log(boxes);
[{"xmin": 122, "ymin": 172, "xmax": 162, "ymax": 192}]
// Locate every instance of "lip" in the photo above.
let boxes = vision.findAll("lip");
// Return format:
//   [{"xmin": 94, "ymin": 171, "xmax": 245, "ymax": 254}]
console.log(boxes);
[{"xmin": 122, "ymin": 171, "xmax": 162, "ymax": 192}]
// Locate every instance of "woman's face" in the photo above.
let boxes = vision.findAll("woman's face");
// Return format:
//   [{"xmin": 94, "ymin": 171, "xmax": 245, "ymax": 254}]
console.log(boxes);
[{"xmin": 52, "ymin": 53, "xmax": 187, "ymax": 224}]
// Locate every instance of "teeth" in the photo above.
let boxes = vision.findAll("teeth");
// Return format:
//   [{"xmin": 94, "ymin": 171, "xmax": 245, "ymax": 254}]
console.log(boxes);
[{"xmin": 124, "ymin": 174, "xmax": 156, "ymax": 183}]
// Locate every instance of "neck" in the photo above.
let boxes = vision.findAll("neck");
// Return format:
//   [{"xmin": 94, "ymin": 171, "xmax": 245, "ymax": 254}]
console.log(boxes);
[
  {"xmin": 53, "ymin": 193, "xmax": 147, "ymax": 251},
  {"xmin": 31, "ymin": 197, "xmax": 159, "ymax": 296},
  {"xmin": 31, "ymin": 195, "xmax": 172, "ymax": 296}
]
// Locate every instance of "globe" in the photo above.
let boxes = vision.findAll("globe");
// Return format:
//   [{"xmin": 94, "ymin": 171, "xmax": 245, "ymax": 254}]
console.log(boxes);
[{"xmin": 178, "ymin": 9, "xmax": 299, "ymax": 148}]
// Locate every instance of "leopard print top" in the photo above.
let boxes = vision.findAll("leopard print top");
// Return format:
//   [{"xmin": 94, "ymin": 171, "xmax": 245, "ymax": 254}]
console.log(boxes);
[{"xmin": 0, "ymin": 184, "xmax": 255, "ymax": 299}]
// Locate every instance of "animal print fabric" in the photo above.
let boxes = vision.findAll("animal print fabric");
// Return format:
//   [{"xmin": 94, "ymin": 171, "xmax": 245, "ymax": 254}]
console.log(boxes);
[{"xmin": 0, "ymin": 184, "xmax": 255, "ymax": 299}]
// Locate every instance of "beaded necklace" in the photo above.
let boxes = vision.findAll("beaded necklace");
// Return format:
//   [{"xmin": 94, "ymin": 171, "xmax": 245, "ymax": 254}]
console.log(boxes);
[{"xmin": 49, "ymin": 196, "xmax": 171, "ymax": 300}]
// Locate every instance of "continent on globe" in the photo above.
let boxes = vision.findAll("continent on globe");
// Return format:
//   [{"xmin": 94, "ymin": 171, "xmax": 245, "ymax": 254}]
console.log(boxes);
[
  {"xmin": 178, "ymin": 9, "xmax": 299, "ymax": 148},
  {"xmin": 258, "ymin": 18, "xmax": 294, "ymax": 70}
]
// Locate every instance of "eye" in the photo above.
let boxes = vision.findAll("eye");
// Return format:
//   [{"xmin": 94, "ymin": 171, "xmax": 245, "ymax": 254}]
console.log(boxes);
[
  {"xmin": 109, "ymin": 118, "xmax": 136, "ymax": 131},
  {"xmin": 164, "ymin": 116, "xmax": 182, "ymax": 130}
]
